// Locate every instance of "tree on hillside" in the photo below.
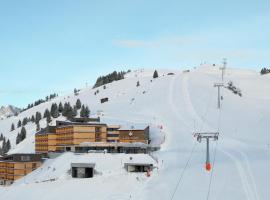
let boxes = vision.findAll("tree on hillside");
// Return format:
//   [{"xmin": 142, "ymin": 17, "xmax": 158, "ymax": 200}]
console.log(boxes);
[
  {"xmin": 76, "ymin": 99, "xmax": 82, "ymax": 110},
  {"xmin": 0, "ymin": 133, "xmax": 4, "ymax": 141},
  {"xmin": 17, "ymin": 120, "xmax": 22, "ymax": 128},
  {"xmin": 51, "ymin": 103, "xmax": 59, "ymax": 118},
  {"xmin": 46, "ymin": 114, "xmax": 52, "ymax": 124},
  {"xmin": 35, "ymin": 112, "xmax": 42, "ymax": 124},
  {"xmin": 22, "ymin": 117, "xmax": 28, "ymax": 126},
  {"xmin": 10, "ymin": 123, "xmax": 15, "ymax": 131},
  {"xmin": 80, "ymin": 105, "xmax": 90, "ymax": 118},
  {"xmin": 58, "ymin": 102, "xmax": 63, "ymax": 113},
  {"xmin": 260, "ymin": 67, "xmax": 270, "ymax": 75},
  {"xmin": 153, "ymin": 70, "xmax": 159, "ymax": 78},
  {"xmin": 31, "ymin": 115, "xmax": 35, "ymax": 123},
  {"xmin": 1, "ymin": 138, "xmax": 11, "ymax": 154},
  {"xmin": 36, "ymin": 121, "xmax": 40, "ymax": 131},
  {"xmin": 44, "ymin": 109, "xmax": 50, "ymax": 119},
  {"xmin": 16, "ymin": 127, "xmax": 27, "ymax": 145},
  {"xmin": 74, "ymin": 88, "xmax": 79, "ymax": 96},
  {"xmin": 136, "ymin": 81, "xmax": 140, "ymax": 87}
]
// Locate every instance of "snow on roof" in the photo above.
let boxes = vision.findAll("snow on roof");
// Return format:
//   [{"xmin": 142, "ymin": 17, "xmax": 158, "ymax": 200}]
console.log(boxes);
[
  {"xmin": 79, "ymin": 142, "xmax": 149, "ymax": 148},
  {"xmin": 118, "ymin": 123, "xmax": 149, "ymax": 131}
]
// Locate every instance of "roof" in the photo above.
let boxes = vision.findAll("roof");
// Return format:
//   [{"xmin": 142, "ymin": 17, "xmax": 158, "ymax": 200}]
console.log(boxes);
[
  {"xmin": 78, "ymin": 142, "xmax": 149, "ymax": 148},
  {"xmin": 124, "ymin": 163, "xmax": 153, "ymax": 166},
  {"xmin": 71, "ymin": 163, "xmax": 96, "ymax": 168},
  {"xmin": 70, "ymin": 117, "xmax": 100, "ymax": 123},
  {"xmin": 56, "ymin": 120, "xmax": 107, "ymax": 128},
  {"xmin": 36, "ymin": 126, "xmax": 56, "ymax": 136},
  {"xmin": 0, "ymin": 153, "xmax": 42, "ymax": 162},
  {"xmin": 118, "ymin": 123, "xmax": 149, "ymax": 131}
]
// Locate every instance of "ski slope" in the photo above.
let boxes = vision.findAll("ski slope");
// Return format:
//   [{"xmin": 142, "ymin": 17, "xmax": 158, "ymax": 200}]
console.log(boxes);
[{"xmin": 0, "ymin": 65, "xmax": 270, "ymax": 200}]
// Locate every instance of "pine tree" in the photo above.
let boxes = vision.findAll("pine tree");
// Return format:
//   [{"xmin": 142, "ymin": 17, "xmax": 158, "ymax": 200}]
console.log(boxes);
[
  {"xmin": 22, "ymin": 117, "xmax": 28, "ymax": 126},
  {"xmin": 31, "ymin": 115, "xmax": 35, "ymax": 123},
  {"xmin": 36, "ymin": 121, "xmax": 40, "ymax": 131},
  {"xmin": 17, "ymin": 120, "xmax": 22, "ymax": 128},
  {"xmin": 72, "ymin": 106, "xmax": 78, "ymax": 118},
  {"xmin": 46, "ymin": 112, "xmax": 52, "ymax": 124},
  {"xmin": 74, "ymin": 88, "xmax": 78, "ymax": 96},
  {"xmin": 136, "ymin": 81, "xmax": 140, "ymax": 87},
  {"xmin": 44, "ymin": 109, "xmax": 50, "ymax": 119},
  {"xmin": 80, "ymin": 105, "xmax": 86, "ymax": 117},
  {"xmin": 76, "ymin": 99, "xmax": 82, "ymax": 110},
  {"xmin": 58, "ymin": 102, "xmax": 63, "ymax": 113},
  {"xmin": 153, "ymin": 70, "xmax": 159, "ymax": 78},
  {"xmin": 16, "ymin": 132, "xmax": 21, "ymax": 144},
  {"xmin": 35, "ymin": 112, "xmax": 42, "ymax": 124},
  {"xmin": 51, "ymin": 103, "xmax": 59, "ymax": 118},
  {"xmin": 20, "ymin": 127, "xmax": 26, "ymax": 141},
  {"xmin": 0, "ymin": 133, "xmax": 3, "ymax": 141},
  {"xmin": 5, "ymin": 139, "xmax": 11, "ymax": 153},
  {"xmin": 11, "ymin": 123, "xmax": 15, "ymax": 131},
  {"xmin": 85, "ymin": 106, "xmax": 90, "ymax": 118}
]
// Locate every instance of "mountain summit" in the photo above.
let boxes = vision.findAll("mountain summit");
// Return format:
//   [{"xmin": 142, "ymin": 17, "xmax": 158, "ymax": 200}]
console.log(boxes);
[{"xmin": 0, "ymin": 105, "xmax": 21, "ymax": 119}]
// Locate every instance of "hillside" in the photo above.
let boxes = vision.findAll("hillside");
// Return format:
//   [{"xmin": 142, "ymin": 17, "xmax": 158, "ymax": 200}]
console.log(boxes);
[{"xmin": 0, "ymin": 66, "xmax": 270, "ymax": 200}]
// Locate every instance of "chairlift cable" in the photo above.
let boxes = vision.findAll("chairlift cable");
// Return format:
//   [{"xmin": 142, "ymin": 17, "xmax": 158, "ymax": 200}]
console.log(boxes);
[{"xmin": 170, "ymin": 142, "xmax": 197, "ymax": 200}]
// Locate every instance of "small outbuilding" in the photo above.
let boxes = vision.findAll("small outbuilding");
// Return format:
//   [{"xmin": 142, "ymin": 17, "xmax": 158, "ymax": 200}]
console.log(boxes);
[
  {"xmin": 71, "ymin": 163, "xmax": 95, "ymax": 178},
  {"xmin": 100, "ymin": 97, "xmax": 109, "ymax": 104},
  {"xmin": 124, "ymin": 162, "xmax": 154, "ymax": 173}
]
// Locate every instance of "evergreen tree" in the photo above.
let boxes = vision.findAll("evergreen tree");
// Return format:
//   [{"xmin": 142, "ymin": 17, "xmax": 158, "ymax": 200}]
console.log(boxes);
[
  {"xmin": 22, "ymin": 117, "xmax": 28, "ymax": 126},
  {"xmin": 76, "ymin": 99, "xmax": 82, "ymax": 110},
  {"xmin": 36, "ymin": 121, "xmax": 40, "ymax": 131},
  {"xmin": 20, "ymin": 127, "xmax": 26, "ymax": 141},
  {"xmin": 44, "ymin": 109, "xmax": 50, "ymax": 119},
  {"xmin": 85, "ymin": 106, "xmax": 90, "ymax": 118},
  {"xmin": 136, "ymin": 81, "xmax": 140, "ymax": 87},
  {"xmin": 10, "ymin": 123, "xmax": 15, "ymax": 131},
  {"xmin": 72, "ymin": 106, "xmax": 78, "ymax": 118},
  {"xmin": 31, "ymin": 115, "xmax": 35, "ymax": 123},
  {"xmin": 74, "ymin": 88, "xmax": 78, "ymax": 96},
  {"xmin": 50, "ymin": 103, "xmax": 59, "ymax": 118},
  {"xmin": 0, "ymin": 133, "xmax": 3, "ymax": 141},
  {"xmin": 17, "ymin": 120, "xmax": 22, "ymax": 128},
  {"xmin": 153, "ymin": 70, "xmax": 159, "ymax": 78},
  {"xmin": 35, "ymin": 112, "xmax": 42, "ymax": 124},
  {"xmin": 58, "ymin": 102, "xmax": 63, "ymax": 113},
  {"xmin": 80, "ymin": 105, "xmax": 86, "ymax": 117},
  {"xmin": 46, "ymin": 111, "xmax": 52, "ymax": 124},
  {"xmin": 5, "ymin": 139, "xmax": 11, "ymax": 153},
  {"xmin": 16, "ymin": 132, "xmax": 21, "ymax": 144}
]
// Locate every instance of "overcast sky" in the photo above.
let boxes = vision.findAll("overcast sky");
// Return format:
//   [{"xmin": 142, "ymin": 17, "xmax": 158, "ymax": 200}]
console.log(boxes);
[{"xmin": 0, "ymin": 0, "xmax": 269, "ymax": 107}]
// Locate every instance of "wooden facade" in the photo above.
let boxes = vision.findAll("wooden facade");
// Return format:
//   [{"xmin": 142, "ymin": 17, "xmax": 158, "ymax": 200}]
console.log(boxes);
[
  {"xmin": 0, "ymin": 154, "xmax": 42, "ymax": 185},
  {"xmin": 119, "ymin": 126, "xmax": 150, "ymax": 144},
  {"xmin": 35, "ymin": 120, "xmax": 150, "ymax": 153},
  {"xmin": 36, "ymin": 122, "xmax": 108, "ymax": 153}
]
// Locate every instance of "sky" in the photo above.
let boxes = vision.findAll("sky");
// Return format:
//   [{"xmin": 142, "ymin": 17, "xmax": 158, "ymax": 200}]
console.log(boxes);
[{"xmin": 0, "ymin": 0, "xmax": 270, "ymax": 108}]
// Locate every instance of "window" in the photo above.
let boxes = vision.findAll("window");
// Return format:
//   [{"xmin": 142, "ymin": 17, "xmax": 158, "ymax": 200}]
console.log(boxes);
[
  {"xmin": 21, "ymin": 156, "xmax": 31, "ymax": 161},
  {"xmin": 107, "ymin": 134, "xmax": 119, "ymax": 137}
]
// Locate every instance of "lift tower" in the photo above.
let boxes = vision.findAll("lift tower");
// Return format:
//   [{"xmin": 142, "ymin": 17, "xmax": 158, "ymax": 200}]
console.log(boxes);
[
  {"xmin": 220, "ymin": 58, "xmax": 227, "ymax": 81},
  {"xmin": 194, "ymin": 132, "xmax": 219, "ymax": 171},
  {"xmin": 214, "ymin": 83, "xmax": 224, "ymax": 109}
]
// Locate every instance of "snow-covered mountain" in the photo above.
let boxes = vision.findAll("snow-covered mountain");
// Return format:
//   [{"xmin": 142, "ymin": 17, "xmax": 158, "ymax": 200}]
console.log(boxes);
[
  {"xmin": 0, "ymin": 66, "xmax": 270, "ymax": 200},
  {"xmin": 0, "ymin": 105, "xmax": 20, "ymax": 120}
]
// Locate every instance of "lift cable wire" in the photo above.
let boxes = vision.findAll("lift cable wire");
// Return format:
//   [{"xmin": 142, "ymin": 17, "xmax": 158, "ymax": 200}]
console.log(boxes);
[
  {"xmin": 170, "ymin": 142, "xmax": 198, "ymax": 200},
  {"xmin": 206, "ymin": 139, "xmax": 218, "ymax": 200},
  {"xmin": 206, "ymin": 101, "xmax": 223, "ymax": 200},
  {"xmin": 199, "ymin": 87, "xmax": 216, "ymax": 132}
]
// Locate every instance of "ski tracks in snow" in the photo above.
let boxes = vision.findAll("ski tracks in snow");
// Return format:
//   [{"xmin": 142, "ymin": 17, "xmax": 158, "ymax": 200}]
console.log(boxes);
[
  {"xmin": 169, "ymin": 71, "xmax": 260, "ymax": 200},
  {"xmin": 220, "ymin": 148, "xmax": 260, "ymax": 200}
]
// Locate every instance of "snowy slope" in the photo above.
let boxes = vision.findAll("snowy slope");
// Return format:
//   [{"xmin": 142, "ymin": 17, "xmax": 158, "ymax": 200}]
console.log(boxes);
[{"xmin": 0, "ymin": 66, "xmax": 270, "ymax": 200}]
